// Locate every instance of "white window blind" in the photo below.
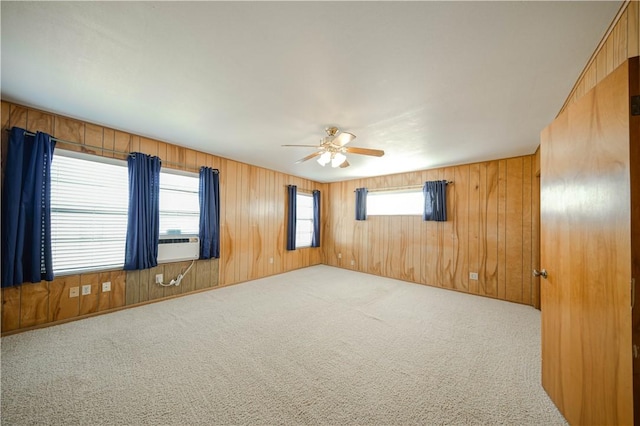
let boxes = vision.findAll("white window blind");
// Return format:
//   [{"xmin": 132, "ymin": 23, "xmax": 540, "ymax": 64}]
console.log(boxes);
[
  {"xmin": 159, "ymin": 171, "xmax": 199, "ymax": 236},
  {"xmin": 50, "ymin": 153, "xmax": 129, "ymax": 275},
  {"xmin": 296, "ymin": 193, "xmax": 314, "ymax": 248},
  {"xmin": 367, "ymin": 189, "xmax": 423, "ymax": 216}
]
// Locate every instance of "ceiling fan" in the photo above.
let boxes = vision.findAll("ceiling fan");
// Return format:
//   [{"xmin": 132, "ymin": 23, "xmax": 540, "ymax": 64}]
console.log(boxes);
[{"xmin": 282, "ymin": 127, "xmax": 385, "ymax": 168}]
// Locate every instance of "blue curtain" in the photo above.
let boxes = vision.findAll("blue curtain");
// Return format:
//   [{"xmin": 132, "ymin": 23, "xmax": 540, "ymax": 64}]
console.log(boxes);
[
  {"xmin": 286, "ymin": 185, "xmax": 297, "ymax": 251},
  {"xmin": 199, "ymin": 167, "xmax": 220, "ymax": 259},
  {"xmin": 423, "ymin": 180, "xmax": 448, "ymax": 221},
  {"xmin": 355, "ymin": 187, "xmax": 368, "ymax": 221},
  {"xmin": 2, "ymin": 127, "xmax": 56, "ymax": 287},
  {"xmin": 124, "ymin": 153, "xmax": 161, "ymax": 270},
  {"xmin": 311, "ymin": 190, "xmax": 321, "ymax": 248}
]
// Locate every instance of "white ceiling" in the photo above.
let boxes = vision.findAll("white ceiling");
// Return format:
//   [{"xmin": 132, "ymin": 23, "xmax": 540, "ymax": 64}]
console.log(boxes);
[{"xmin": 1, "ymin": 1, "xmax": 620, "ymax": 183}]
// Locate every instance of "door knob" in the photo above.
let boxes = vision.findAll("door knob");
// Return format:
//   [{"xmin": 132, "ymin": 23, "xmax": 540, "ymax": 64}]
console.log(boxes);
[{"xmin": 533, "ymin": 269, "xmax": 548, "ymax": 279}]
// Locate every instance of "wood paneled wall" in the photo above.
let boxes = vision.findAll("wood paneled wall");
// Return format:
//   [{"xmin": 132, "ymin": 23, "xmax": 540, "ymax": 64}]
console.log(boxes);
[
  {"xmin": 559, "ymin": 0, "xmax": 639, "ymax": 114},
  {"xmin": 1, "ymin": 101, "xmax": 325, "ymax": 333},
  {"xmin": 324, "ymin": 155, "xmax": 537, "ymax": 306}
]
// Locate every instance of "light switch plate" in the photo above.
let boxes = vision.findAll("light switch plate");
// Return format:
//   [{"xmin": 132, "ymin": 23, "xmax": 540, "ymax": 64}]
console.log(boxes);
[
  {"xmin": 81, "ymin": 284, "xmax": 91, "ymax": 295},
  {"xmin": 102, "ymin": 281, "xmax": 111, "ymax": 292},
  {"xmin": 69, "ymin": 287, "xmax": 79, "ymax": 298}
]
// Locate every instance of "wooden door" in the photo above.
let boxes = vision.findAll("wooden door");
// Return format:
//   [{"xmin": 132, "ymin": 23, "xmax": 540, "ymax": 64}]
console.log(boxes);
[{"xmin": 540, "ymin": 58, "xmax": 636, "ymax": 425}]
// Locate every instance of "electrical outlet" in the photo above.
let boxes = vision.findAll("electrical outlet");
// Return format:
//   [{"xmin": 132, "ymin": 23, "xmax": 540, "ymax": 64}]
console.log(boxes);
[
  {"xmin": 102, "ymin": 281, "xmax": 111, "ymax": 292},
  {"xmin": 155, "ymin": 274, "xmax": 163, "ymax": 284},
  {"xmin": 69, "ymin": 287, "xmax": 79, "ymax": 298},
  {"xmin": 469, "ymin": 272, "xmax": 479, "ymax": 280},
  {"xmin": 269, "ymin": 257, "xmax": 274, "ymax": 264},
  {"xmin": 82, "ymin": 284, "xmax": 91, "ymax": 295},
  {"xmin": 350, "ymin": 260, "xmax": 355, "ymax": 266},
  {"xmin": 338, "ymin": 253, "xmax": 342, "ymax": 259}
]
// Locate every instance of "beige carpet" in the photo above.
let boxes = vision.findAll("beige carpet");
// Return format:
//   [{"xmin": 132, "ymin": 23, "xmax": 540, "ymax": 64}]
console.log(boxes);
[{"xmin": 1, "ymin": 265, "xmax": 566, "ymax": 425}]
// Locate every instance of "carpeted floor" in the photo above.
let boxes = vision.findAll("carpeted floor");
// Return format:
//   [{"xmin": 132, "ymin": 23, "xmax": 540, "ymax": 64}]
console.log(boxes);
[{"xmin": 1, "ymin": 265, "xmax": 566, "ymax": 425}]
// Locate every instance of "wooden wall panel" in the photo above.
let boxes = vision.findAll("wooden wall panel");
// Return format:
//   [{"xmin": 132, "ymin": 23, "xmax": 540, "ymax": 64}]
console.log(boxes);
[
  {"xmin": 505, "ymin": 157, "xmax": 524, "ymax": 303},
  {"xmin": 2, "ymin": 101, "xmax": 322, "ymax": 333},
  {"xmin": 560, "ymin": 1, "xmax": 639, "ymax": 114},
  {"xmin": 452, "ymin": 165, "xmax": 469, "ymax": 292},
  {"xmin": 2, "ymin": 287, "xmax": 21, "ymax": 332},
  {"xmin": 49, "ymin": 275, "xmax": 80, "ymax": 322},
  {"xmin": 324, "ymin": 155, "xmax": 537, "ymax": 306},
  {"xmin": 497, "ymin": 160, "xmax": 507, "ymax": 300},
  {"xmin": 468, "ymin": 164, "xmax": 481, "ymax": 294},
  {"xmin": 481, "ymin": 161, "xmax": 499, "ymax": 298},
  {"xmin": 79, "ymin": 273, "xmax": 100, "ymax": 316},
  {"xmin": 20, "ymin": 282, "xmax": 48, "ymax": 327}
]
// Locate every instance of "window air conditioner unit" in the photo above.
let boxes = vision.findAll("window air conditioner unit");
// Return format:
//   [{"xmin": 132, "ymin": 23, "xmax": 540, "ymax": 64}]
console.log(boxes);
[{"xmin": 158, "ymin": 235, "xmax": 200, "ymax": 264}]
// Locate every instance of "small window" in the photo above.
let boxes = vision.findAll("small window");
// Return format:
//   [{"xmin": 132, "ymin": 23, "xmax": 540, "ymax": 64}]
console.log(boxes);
[
  {"xmin": 50, "ymin": 152, "xmax": 129, "ymax": 275},
  {"xmin": 295, "ymin": 192, "xmax": 314, "ymax": 248},
  {"xmin": 159, "ymin": 171, "xmax": 200, "ymax": 236},
  {"xmin": 367, "ymin": 189, "xmax": 423, "ymax": 216}
]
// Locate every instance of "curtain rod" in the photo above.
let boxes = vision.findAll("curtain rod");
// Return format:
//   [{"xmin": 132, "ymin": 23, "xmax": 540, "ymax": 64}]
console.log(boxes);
[
  {"xmin": 7, "ymin": 128, "xmax": 216, "ymax": 173},
  {"xmin": 284, "ymin": 185, "xmax": 317, "ymax": 193},
  {"xmin": 362, "ymin": 182, "xmax": 453, "ymax": 193}
]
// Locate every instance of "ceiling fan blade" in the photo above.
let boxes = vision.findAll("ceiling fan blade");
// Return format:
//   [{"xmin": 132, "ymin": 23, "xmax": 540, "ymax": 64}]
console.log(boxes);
[
  {"xmin": 295, "ymin": 151, "xmax": 322, "ymax": 164},
  {"xmin": 345, "ymin": 147, "xmax": 385, "ymax": 157},
  {"xmin": 282, "ymin": 144, "xmax": 320, "ymax": 148},
  {"xmin": 331, "ymin": 132, "xmax": 356, "ymax": 146},
  {"xmin": 339, "ymin": 159, "xmax": 350, "ymax": 168}
]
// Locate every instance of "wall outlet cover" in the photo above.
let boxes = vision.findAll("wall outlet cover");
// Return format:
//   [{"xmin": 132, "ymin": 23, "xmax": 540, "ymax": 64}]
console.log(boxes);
[
  {"xmin": 69, "ymin": 287, "xmax": 79, "ymax": 298},
  {"xmin": 81, "ymin": 284, "xmax": 91, "ymax": 295},
  {"xmin": 102, "ymin": 281, "xmax": 111, "ymax": 292},
  {"xmin": 469, "ymin": 272, "xmax": 479, "ymax": 280},
  {"xmin": 155, "ymin": 274, "xmax": 163, "ymax": 284}
]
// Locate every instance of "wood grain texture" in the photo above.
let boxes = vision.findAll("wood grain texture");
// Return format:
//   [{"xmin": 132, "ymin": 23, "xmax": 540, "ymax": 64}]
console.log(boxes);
[
  {"xmin": 53, "ymin": 115, "xmax": 84, "ymax": 152},
  {"xmin": 468, "ymin": 164, "xmax": 480, "ymax": 295},
  {"xmin": 1, "ymin": 97, "xmax": 324, "ymax": 332},
  {"xmin": 79, "ymin": 273, "xmax": 100, "ymax": 316},
  {"xmin": 147, "ymin": 265, "xmax": 165, "ymax": 301},
  {"xmin": 97, "ymin": 272, "xmax": 111, "ymax": 312},
  {"xmin": 84, "ymin": 123, "xmax": 104, "ymax": 153},
  {"xmin": 49, "ymin": 275, "xmax": 80, "ymax": 322},
  {"xmin": 2, "ymin": 287, "xmax": 21, "ymax": 332},
  {"xmin": 324, "ymin": 156, "xmax": 536, "ymax": 305},
  {"xmin": 20, "ymin": 282, "xmax": 49, "ymax": 327},
  {"xmin": 110, "ymin": 271, "xmax": 126, "ymax": 309},
  {"xmin": 628, "ymin": 55, "xmax": 640, "ymax": 426},
  {"xmin": 505, "ymin": 157, "xmax": 524, "ymax": 303},
  {"xmin": 541, "ymin": 59, "xmax": 634, "ymax": 425},
  {"xmin": 481, "ymin": 161, "xmax": 499, "ymax": 297},
  {"xmin": 559, "ymin": 1, "xmax": 638, "ymax": 114}
]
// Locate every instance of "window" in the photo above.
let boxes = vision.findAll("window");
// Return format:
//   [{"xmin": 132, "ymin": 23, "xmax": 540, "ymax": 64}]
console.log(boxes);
[
  {"xmin": 159, "ymin": 171, "xmax": 199, "ymax": 236},
  {"xmin": 50, "ymin": 152, "xmax": 129, "ymax": 275},
  {"xmin": 295, "ymin": 192, "xmax": 314, "ymax": 248},
  {"xmin": 50, "ymin": 152, "xmax": 201, "ymax": 275},
  {"xmin": 367, "ymin": 189, "xmax": 423, "ymax": 216}
]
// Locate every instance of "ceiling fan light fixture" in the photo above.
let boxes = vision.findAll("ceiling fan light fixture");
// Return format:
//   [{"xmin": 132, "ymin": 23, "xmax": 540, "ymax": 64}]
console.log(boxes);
[
  {"xmin": 317, "ymin": 151, "xmax": 331, "ymax": 166},
  {"xmin": 331, "ymin": 152, "xmax": 347, "ymax": 168}
]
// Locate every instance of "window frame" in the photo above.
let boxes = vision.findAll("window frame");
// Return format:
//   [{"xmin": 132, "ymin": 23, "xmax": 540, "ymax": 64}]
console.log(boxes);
[
  {"xmin": 49, "ymin": 150, "xmax": 203, "ymax": 276},
  {"xmin": 158, "ymin": 168, "xmax": 200, "ymax": 237},
  {"xmin": 295, "ymin": 191, "xmax": 314, "ymax": 249},
  {"xmin": 49, "ymin": 150, "xmax": 130, "ymax": 276}
]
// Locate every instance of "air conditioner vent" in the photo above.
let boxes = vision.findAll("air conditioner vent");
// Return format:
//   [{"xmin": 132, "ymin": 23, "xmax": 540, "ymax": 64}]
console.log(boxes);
[{"xmin": 158, "ymin": 235, "xmax": 199, "ymax": 264}]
